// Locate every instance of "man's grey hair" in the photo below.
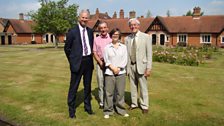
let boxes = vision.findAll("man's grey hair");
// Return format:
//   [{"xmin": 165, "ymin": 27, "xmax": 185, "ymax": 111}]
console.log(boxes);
[
  {"xmin": 128, "ymin": 18, "xmax": 140, "ymax": 26},
  {"xmin": 79, "ymin": 9, "xmax": 90, "ymax": 17}
]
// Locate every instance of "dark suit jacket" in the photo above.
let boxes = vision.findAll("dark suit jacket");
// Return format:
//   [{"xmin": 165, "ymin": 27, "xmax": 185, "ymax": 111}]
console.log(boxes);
[{"xmin": 64, "ymin": 25, "xmax": 94, "ymax": 73}]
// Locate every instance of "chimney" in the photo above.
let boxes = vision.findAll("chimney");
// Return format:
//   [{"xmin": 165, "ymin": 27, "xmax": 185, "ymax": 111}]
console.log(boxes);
[
  {"xmin": 129, "ymin": 11, "xmax": 136, "ymax": 18},
  {"xmin": 113, "ymin": 11, "xmax": 117, "ymax": 19},
  {"xmin": 119, "ymin": 9, "xmax": 124, "ymax": 19},
  {"xmin": 96, "ymin": 8, "xmax": 99, "ymax": 18},
  {"xmin": 140, "ymin": 15, "xmax": 144, "ymax": 18},
  {"xmin": 19, "ymin": 13, "xmax": 24, "ymax": 20},
  {"xmin": 193, "ymin": 7, "xmax": 201, "ymax": 17},
  {"xmin": 87, "ymin": 9, "xmax": 90, "ymax": 14},
  {"xmin": 105, "ymin": 12, "xmax": 108, "ymax": 16}
]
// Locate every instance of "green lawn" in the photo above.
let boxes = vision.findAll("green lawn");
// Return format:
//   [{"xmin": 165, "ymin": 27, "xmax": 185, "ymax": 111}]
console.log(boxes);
[{"xmin": 0, "ymin": 44, "xmax": 224, "ymax": 126}]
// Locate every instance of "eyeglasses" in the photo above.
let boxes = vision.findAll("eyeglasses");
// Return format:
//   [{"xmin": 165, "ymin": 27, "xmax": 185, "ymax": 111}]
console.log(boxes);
[{"xmin": 112, "ymin": 34, "xmax": 120, "ymax": 36}]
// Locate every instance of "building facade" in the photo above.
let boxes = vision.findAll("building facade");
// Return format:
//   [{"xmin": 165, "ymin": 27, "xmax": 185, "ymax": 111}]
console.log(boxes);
[{"xmin": 1, "ymin": 7, "xmax": 224, "ymax": 47}]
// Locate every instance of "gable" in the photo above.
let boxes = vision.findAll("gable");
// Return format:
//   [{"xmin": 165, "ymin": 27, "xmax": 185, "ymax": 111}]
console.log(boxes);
[
  {"xmin": 7, "ymin": 19, "xmax": 34, "ymax": 34},
  {"xmin": 146, "ymin": 17, "xmax": 168, "ymax": 33},
  {"xmin": 5, "ymin": 23, "xmax": 16, "ymax": 33}
]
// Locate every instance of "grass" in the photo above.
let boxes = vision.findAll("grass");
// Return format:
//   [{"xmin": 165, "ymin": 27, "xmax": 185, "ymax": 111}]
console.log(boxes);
[{"xmin": 0, "ymin": 44, "xmax": 224, "ymax": 126}]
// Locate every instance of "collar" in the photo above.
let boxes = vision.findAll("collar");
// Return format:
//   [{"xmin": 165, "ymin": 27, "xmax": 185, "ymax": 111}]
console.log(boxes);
[
  {"xmin": 132, "ymin": 30, "xmax": 140, "ymax": 38},
  {"xmin": 108, "ymin": 42, "xmax": 122, "ymax": 48},
  {"xmin": 78, "ymin": 23, "xmax": 86, "ymax": 31},
  {"xmin": 100, "ymin": 33, "xmax": 109, "ymax": 38}
]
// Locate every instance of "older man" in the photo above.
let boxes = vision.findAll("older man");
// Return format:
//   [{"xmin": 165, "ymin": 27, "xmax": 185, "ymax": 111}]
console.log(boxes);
[
  {"xmin": 64, "ymin": 9, "xmax": 94, "ymax": 118},
  {"xmin": 125, "ymin": 18, "xmax": 152, "ymax": 114},
  {"xmin": 93, "ymin": 21, "xmax": 111, "ymax": 109}
]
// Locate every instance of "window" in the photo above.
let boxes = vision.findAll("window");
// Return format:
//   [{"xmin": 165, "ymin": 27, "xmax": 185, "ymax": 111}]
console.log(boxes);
[
  {"xmin": 31, "ymin": 34, "xmax": 35, "ymax": 41},
  {"xmin": 221, "ymin": 36, "xmax": 224, "ymax": 43},
  {"xmin": 201, "ymin": 34, "xmax": 211, "ymax": 43},
  {"xmin": 166, "ymin": 35, "xmax": 170, "ymax": 42},
  {"xmin": 177, "ymin": 34, "xmax": 187, "ymax": 43}
]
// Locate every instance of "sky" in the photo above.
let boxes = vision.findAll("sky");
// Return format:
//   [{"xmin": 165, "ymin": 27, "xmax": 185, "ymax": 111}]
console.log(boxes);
[{"xmin": 0, "ymin": 0, "xmax": 224, "ymax": 19}]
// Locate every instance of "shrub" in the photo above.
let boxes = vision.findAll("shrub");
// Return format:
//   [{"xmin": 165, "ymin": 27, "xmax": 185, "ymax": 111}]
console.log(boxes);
[
  {"xmin": 177, "ymin": 42, "xmax": 187, "ymax": 47},
  {"xmin": 153, "ymin": 45, "xmax": 218, "ymax": 66}
]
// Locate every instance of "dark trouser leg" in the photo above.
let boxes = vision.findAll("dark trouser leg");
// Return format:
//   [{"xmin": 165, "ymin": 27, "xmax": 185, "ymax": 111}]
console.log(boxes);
[
  {"xmin": 67, "ymin": 72, "xmax": 82, "ymax": 117},
  {"xmin": 82, "ymin": 56, "xmax": 93, "ymax": 112},
  {"xmin": 83, "ymin": 68, "xmax": 93, "ymax": 111}
]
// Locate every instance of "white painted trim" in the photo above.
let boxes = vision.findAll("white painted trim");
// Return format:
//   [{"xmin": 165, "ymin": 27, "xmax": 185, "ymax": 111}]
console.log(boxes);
[
  {"xmin": 31, "ymin": 34, "xmax": 35, "ymax": 41},
  {"xmin": 177, "ymin": 34, "xmax": 188, "ymax": 43},
  {"xmin": 221, "ymin": 36, "xmax": 224, "ymax": 43},
  {"xmin": 166, "ymin": 35, "xmax": 170, "ymax": 42},
  {"xmin": 200, "ymin": 34, "xmax": 212, "ymax": 43}
]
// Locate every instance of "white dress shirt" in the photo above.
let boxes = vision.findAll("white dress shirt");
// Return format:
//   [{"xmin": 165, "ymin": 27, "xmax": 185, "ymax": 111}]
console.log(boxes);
[{"xmin": 78, "ymin": 23, "xmax": 91, "ymax": 56}]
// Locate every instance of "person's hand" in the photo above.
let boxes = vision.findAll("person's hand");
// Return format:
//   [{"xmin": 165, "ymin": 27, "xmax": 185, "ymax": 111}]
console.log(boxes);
[
  {"xmin": 111, "ymin": 67, "xmax": 120, "ymax": 75},
  {"xmin": 99, "ymin": 61, "xmax": 105, "ymax": 70},
  {"xmin": 144, "ymin": 69, "xmax": 151, "ymax": 77},
  {"xmin": 112, "ymin": 67, "xmax": 119, "ymax": 75}
]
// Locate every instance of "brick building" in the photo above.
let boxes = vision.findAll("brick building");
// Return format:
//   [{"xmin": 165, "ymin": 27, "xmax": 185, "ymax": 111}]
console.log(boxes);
[
  {"xmin": 1, "ymin": 13, "xmax": 65, "ymax": 45},
  {"xmin": 87, "ymin": 7, "xmax": 224, "ymax": 47},
  {"xmin": 1, "ymin": 7, "xmax": 224, "ymax": 47}
]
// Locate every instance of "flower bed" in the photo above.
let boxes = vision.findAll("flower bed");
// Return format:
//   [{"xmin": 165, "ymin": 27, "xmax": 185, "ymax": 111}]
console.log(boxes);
[{"xmin": 153, "ymin": 45, "xmax": 218, "ymax": 66}]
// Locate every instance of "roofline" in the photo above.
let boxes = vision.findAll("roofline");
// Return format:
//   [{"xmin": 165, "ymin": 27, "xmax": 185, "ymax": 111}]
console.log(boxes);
[{"xmin": 145, "ymin": 16, "xmax": 170, "ymax": 33}]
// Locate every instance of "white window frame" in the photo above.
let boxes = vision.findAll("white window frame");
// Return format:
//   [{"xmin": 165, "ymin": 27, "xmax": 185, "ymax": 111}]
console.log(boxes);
[
  {"xmin": 31, "ymin": 34, "xmax": 35, "ymax": 41},
  {"xmin": 200, "ymin": 34, "xmax": 211, "ymax": 43},
  {"xmin": 177, "ymin": 34, "xmax": 188, "ymax": 43},
  {"xmin": 166, "ymin": 35, "xmax": 170, "ymax": 42},
  {"xmin": 221, "ymin": 36, "xmax": 224, "ymax": 43}
]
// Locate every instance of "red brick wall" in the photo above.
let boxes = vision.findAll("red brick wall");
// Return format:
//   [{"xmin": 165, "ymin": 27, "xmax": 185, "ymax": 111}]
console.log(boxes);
[
  {"xmin": 218, "ymin": 31, "xmax": 224, "ymax": 47},
  {"xmin": 58, "ymin": 34, "xmax": 65, "ymax": 43},
  {"xmin": 16, "ymin": 34, "xmax": 32, "ymax": 44},
  {"xmin": 170, "ymin": 33, "xmax": 219, "ymax": 47},
  {"xmin": 35, "ymin": 34, "xmax": 43, "ymax": 44},
  {"xmin": 188, "ymin": 34, "xmax": 200, "ymax": 46}
]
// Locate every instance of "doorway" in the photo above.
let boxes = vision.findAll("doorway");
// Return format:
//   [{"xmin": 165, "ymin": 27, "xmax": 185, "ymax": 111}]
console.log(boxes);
[
  {"xmin": 1, "ymin": 36, "xmax": 5, "ymax": 45},
  {"xmin": 160, "ymin": 34, "xmax": 165, "ymax": 45},
  {"xmin": 8, "ymin": 36, "xmax": 12, "ymax": 45},
  {"xmin": 152, "ymin": 34, "xmax": 156, "ymax": 45}
]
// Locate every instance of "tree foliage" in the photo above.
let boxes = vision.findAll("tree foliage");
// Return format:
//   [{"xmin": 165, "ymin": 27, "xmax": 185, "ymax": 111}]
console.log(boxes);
[
  {"xmin": 28, "ymin": 0, "xmax": 78, "ymax": 47},
  {"xmin": 185, "ymin": 10, "xmax": 193, "ymax": 16},
  {"xmin": 146, "ymin": 10, "xmax": 152, "ymax": 18},
  {"xmin": 166, "ymin": 10, "xmax": 171, "ymax": 17}
]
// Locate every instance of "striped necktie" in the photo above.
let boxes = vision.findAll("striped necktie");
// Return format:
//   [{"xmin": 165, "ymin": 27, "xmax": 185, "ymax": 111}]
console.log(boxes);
[{"xmin": 82, "ymin": 28, "xmax": 88, "ymax": 55}]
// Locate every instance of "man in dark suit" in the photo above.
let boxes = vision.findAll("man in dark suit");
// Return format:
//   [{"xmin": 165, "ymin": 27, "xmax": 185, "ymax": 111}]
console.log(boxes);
[{"xmin": 64, "ymin": 9, "xmax": 94, "ymax": 119}]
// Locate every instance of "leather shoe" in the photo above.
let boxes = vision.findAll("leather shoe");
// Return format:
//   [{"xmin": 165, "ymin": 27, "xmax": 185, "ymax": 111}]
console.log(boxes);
[
  {"xmin": 99, "ymin": 105, "xmax": 104, "ymax": 109},
  {"xmin": 69, "ymin": 114, "xmax": 76, "ymax": 119},
  {"xmin": 85, "ymin": 110, "xmax": 95, "ymax": 115},
  {"xmin": 142, "ymin": 109, "xmax": 149, "ymax": 114},
  {"xmin": 128, "ymin": 106, "xmax": 138, "ymax": 110}
]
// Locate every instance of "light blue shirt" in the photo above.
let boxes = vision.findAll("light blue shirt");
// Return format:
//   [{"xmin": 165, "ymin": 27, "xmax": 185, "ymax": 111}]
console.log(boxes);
[{"xmin": 104, "ymin": 42, "xmax": 127, "ymax": 75}]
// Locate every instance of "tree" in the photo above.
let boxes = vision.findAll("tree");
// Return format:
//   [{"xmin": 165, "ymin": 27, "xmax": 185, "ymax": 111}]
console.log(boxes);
[
  {"xmin": 185, "ymin": 10, "xmax": 192, "ymax": 16},
  {"xmin": 28, "ymin": 0, "xmax": 78, "ymax": 48},
  {"xmin": 146, "ymin": 10, "xmax": 152, "ymax": 18},
  {"xmin": 184, "ymin": 10, "xmax": 204, "ymax": 16},
  {"xmin": 166, "ymin": 10, "xmax": 171, "ymax": 17}
]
